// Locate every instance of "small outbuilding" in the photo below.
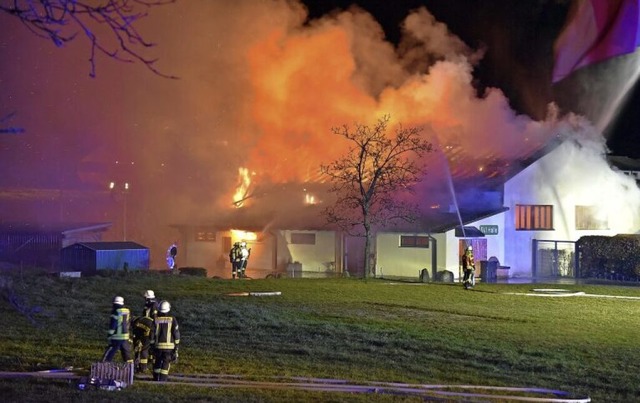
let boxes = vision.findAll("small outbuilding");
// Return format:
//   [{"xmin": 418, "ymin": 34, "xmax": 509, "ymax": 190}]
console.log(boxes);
[
  {"xmin": 0, "ymin": 222, "xmax": 112, "ymax": 271},
  {"xmin": 60, "ymin": 241, "xmax": 149, "ymax": 274}
]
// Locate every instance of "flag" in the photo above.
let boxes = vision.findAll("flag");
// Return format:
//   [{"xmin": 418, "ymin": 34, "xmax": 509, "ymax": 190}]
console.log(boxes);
[{"xmin": 552, "ymin": 0, "xmax": 640, "ymax": 83}]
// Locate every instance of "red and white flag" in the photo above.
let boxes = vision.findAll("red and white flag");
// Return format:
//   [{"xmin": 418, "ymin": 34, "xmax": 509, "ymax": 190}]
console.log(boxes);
[{"xmin": 553, "ymin": 0, "xmax": 640, "ymax": 83}]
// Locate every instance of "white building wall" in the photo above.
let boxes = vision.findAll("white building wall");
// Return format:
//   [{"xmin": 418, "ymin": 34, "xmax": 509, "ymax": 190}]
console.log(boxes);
[
  {"xmin": 375, "ymin": 212, "xmax": 506, "ymax": 281},
  {"xmin": 437, "ymin": 214, "xmax": 506, "ymax": 281},
  {"xmin": 503, "ymin": 140, "xmax": 640, "ymax": 278},
  {"xmin": 276, "ymin": 230, "xmax": 338, "ymax": 276},
  {"xmin": 375, "ymin": 232, "xmax": 432, "ymax": 279}
]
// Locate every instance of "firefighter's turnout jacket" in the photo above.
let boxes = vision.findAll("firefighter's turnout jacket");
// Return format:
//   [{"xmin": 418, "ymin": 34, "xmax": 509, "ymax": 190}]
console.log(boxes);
[{"xmin": 153, "ymin": 314, "xmax": 180, "ymax": 351}]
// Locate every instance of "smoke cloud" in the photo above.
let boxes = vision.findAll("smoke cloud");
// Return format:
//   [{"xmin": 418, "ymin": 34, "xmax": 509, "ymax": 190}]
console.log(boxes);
[{"xmin": 2, "ymin": 0, "xmax": 634, "ymax": 266}]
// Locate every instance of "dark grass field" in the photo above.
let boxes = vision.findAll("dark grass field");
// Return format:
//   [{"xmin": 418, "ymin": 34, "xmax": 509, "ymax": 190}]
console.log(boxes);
[{"xmin": 1, "ymin": 271, "xmax": 639, "ymax": 402}]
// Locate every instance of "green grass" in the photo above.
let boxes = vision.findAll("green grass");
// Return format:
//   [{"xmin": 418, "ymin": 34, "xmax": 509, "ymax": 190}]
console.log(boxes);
[{"xmin": 1, "ymin": 271, "xmax": 640, "ymax": 401}]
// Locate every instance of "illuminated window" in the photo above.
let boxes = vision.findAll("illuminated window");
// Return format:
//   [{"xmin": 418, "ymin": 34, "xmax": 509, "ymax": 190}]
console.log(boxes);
[
  {"xmin": 515, "ymin": 205, "xmax": 553, "ymax": 230},
  {"xmin": 400, "ymin": 235, "xmax": 430, "ymax": 248},
  {"xmin": 291, "ymin": 232, "xmax": 316, "ymax": 245},
  {"xmin": 195, "ymin": 228, "xmax": 216, "ymax": 242},
  {"xmin": 575, "ymin": 205, "xmax": 608, "ymax": 230}
]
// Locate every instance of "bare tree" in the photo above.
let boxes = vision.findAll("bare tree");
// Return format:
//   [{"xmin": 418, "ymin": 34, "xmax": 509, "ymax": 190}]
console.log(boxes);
[
  {"xmin": 321, "ymin": 115, "xmax": 433, "ymax": 278},
  {"xmin": 0, "ymin": 0, "xmax": 177, "ymax": 78}
]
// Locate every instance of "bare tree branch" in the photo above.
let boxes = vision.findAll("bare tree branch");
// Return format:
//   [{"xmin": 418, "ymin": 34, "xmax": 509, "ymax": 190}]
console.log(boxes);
[{"xmin": 1, "ymin": 0, "xmax": 178, "ymax": 78}]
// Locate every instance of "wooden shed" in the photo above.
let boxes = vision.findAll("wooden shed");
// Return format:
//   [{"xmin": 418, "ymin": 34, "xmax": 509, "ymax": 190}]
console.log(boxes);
[{"xmin": 60, "ymin": 241, "xmax": 149, "ymax": 274}]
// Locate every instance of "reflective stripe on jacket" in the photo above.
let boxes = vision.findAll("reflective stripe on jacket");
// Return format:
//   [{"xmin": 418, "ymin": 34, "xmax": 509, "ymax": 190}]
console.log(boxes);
[
  {"xmin": 108, "ymin": 307, "xmax": 131, "ymax": 341},
  {"xmin": 153, "ymin": 315, "xmax": 180, "ymax": 350}
]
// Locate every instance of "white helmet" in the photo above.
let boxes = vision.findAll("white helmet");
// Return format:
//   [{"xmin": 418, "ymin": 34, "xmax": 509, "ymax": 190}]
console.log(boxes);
[
  {"xmin": 467, "ymin": 246, "xmax": 473, "ymax": 251},
  {"xmin": 159, "ymin": 300, "xmax": 171, "ymax": 313},
  {"xmin": 144, "ymin": 290, "xmax": 155, "ymax": 299},
  {"xmin": 113, "ymin": 296, "xmax": 124, "ymax": 305},
  {"xmin": 240, "ymin": 242, "xmax": 247, "ymax": 247}
]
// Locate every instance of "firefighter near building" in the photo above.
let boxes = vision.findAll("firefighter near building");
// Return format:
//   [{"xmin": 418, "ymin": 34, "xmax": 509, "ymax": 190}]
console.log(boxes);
[
  {"xmin": 461, "ymin": 246, "xmax": 476, "ymax": 290},
  {"xmin": 229, "ymin": 241, "xmax": 251, "ymax": 279}
]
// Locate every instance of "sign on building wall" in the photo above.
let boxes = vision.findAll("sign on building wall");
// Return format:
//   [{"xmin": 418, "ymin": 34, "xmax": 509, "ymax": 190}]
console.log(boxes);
[{"xmin": 479, "ymin": 225, "xmax": 499, "ymax": 235}]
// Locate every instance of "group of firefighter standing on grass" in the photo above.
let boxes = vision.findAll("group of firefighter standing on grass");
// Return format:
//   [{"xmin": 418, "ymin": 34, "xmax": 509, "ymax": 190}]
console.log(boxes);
[{"xmin": 101, "ymin": 290, "xmax": 180, "ymax": 382}]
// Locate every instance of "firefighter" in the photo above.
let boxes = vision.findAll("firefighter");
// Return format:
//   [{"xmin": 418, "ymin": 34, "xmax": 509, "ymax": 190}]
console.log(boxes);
[
  {"xmin": 133, "ymin": 289, "xmax": 158, "ymax": 372},
  {"xmin": 132, "ymin": 315, "xmax": 155, "ymax": 373},
  {"xmin": 239, "ymin": 241, "xmax": 251, "ymax": 278},
  {"xmin": 142, "ymin": 289, "xmax": 158, "ymax": 320},
  {"xmin": 152, "ymin": 300, "xmax": 180, "ymax": 382},
  {"xmin": 101, "ymin": 296, "xmax": 134, "ymax": 364},
  {"xmin": 229, "ymin": 242, "xmax": 242, "ymax": 279},
  {"xmin": 461, "ymin": 246, "xmax": 476, "ymax": 289}
]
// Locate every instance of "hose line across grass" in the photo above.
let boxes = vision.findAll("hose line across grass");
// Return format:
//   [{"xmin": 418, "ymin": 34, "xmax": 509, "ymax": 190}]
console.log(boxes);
[
  {"xmin": 0, "ymin": 369, "xmax": 591, "ymax": 401},
  {"xmin": 140, "ymin": 373, "xmax": 591, "ymax": 402}
]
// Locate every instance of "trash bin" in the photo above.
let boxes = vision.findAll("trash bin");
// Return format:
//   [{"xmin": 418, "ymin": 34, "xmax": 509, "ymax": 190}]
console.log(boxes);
[
  {"xmin": 480, "ymin": 260, "xmax": 497, "ymax": 283},
  {"xmin": 419, "ymin": 268, "xmax": 430, "ymax": 283},
  {"xmin": 436, "ymin": 270, "xmax": 454, "ymax": 283}
]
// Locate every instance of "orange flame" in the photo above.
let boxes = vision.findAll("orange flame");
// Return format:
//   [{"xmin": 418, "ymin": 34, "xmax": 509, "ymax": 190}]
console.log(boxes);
[{"xmin": 233, "ymin": 167, "xmax": 252, "ymax": 208}]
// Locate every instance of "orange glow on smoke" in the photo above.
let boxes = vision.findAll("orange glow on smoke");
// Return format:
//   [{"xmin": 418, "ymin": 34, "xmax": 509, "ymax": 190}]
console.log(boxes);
[
  {"xmin": 246, "ymin": 27, "xmax": 376, "ymax": 183},
  {"xmin": 242, "ymin": 9, "xmax": 553, "ymax": 189}
]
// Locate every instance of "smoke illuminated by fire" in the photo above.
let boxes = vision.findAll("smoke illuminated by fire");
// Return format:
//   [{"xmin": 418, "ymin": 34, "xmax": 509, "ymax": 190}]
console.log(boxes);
[
  {"xmin": 2, "ymin": 0, "xmax": 635, "ymax": 266},
  {"xmin": 243, "ymin": 5, "xmax": 555, "ymax": 186}
]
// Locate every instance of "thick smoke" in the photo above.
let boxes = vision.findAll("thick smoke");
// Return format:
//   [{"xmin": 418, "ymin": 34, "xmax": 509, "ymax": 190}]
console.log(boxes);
[{"xmin": 1, "ymin": 0, "xmax": 635, "ymax": 267}]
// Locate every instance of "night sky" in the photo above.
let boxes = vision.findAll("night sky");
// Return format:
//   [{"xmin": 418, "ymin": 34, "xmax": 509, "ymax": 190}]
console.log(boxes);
[{"xmin": 1, "ymin": 0, "xmax": 639, "ymax": 265}]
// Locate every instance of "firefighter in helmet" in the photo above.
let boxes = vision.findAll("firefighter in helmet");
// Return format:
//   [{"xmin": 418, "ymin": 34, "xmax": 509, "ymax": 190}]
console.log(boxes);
[
  {"xmin": 142, "ymin": 289, "xmax": 158, "ymax": 320},
  {"xmin": 132, "ymin": 289, "xmax": 158, "ymax": 372},
  {"xmin": 229, "ymin": 242, "xmax": 242, "ymax": 279},
  {"xmin": 101, "ymin": 296, "xmax": 134, "ymax": 364},
  {"xmin": 239, "ymin": 241, "xmax": 251, "ymax": 278},
  {"xmin": 461, "ymin": 245, "xmax": 475, "ymax": 289},
  {"xmin": 132, "ymin": 315, "xmax": 155, "ymax": 373},
  {"xmin": 151, "ymin": 300, "xmax": 180, "ymax": 382}
]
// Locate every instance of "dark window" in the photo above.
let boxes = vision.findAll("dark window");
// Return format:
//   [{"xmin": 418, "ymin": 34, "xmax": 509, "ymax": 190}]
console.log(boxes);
[
  {"xmin": 291, "ymin": 233, "xmax": 316, "ymax": 245},
  {"xmin": 400, "ymin": 235, "xmax": 430, "ymax": 248},
  {"xmin": 515, "ymin": 205, "xmax": 553, "ymax": 230}
]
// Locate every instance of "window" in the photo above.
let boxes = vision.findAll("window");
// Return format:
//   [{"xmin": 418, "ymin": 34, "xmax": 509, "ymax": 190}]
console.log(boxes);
[
  {"xmin": 291, "ymin": 232, "xmax": 316, "ymax": 245},
  {"xmin": 195, "ymin": 228, "xmax": 216, "ymax": 242},
  {"xmin": 400, "ymin": 235, "xmax": 430, "ymax": 248},
  {"xmin": 515, "ymin": 204, "xmax": 553, "ymax": 230},
  {"xmin": 575, "ymin": 205, "xmax": 608, "ymax": 230}
]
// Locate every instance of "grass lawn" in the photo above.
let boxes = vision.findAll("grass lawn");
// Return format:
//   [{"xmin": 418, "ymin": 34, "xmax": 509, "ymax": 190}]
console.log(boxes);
[{"xmin": 1, "ymin": 271, "xmax": 639, "ymax": 402}]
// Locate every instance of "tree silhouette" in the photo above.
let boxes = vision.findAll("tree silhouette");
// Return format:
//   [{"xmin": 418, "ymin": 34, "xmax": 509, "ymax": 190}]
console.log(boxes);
[{"xmin": 321, "ymin": 115, "xmax": 433, "ymax": 278}]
